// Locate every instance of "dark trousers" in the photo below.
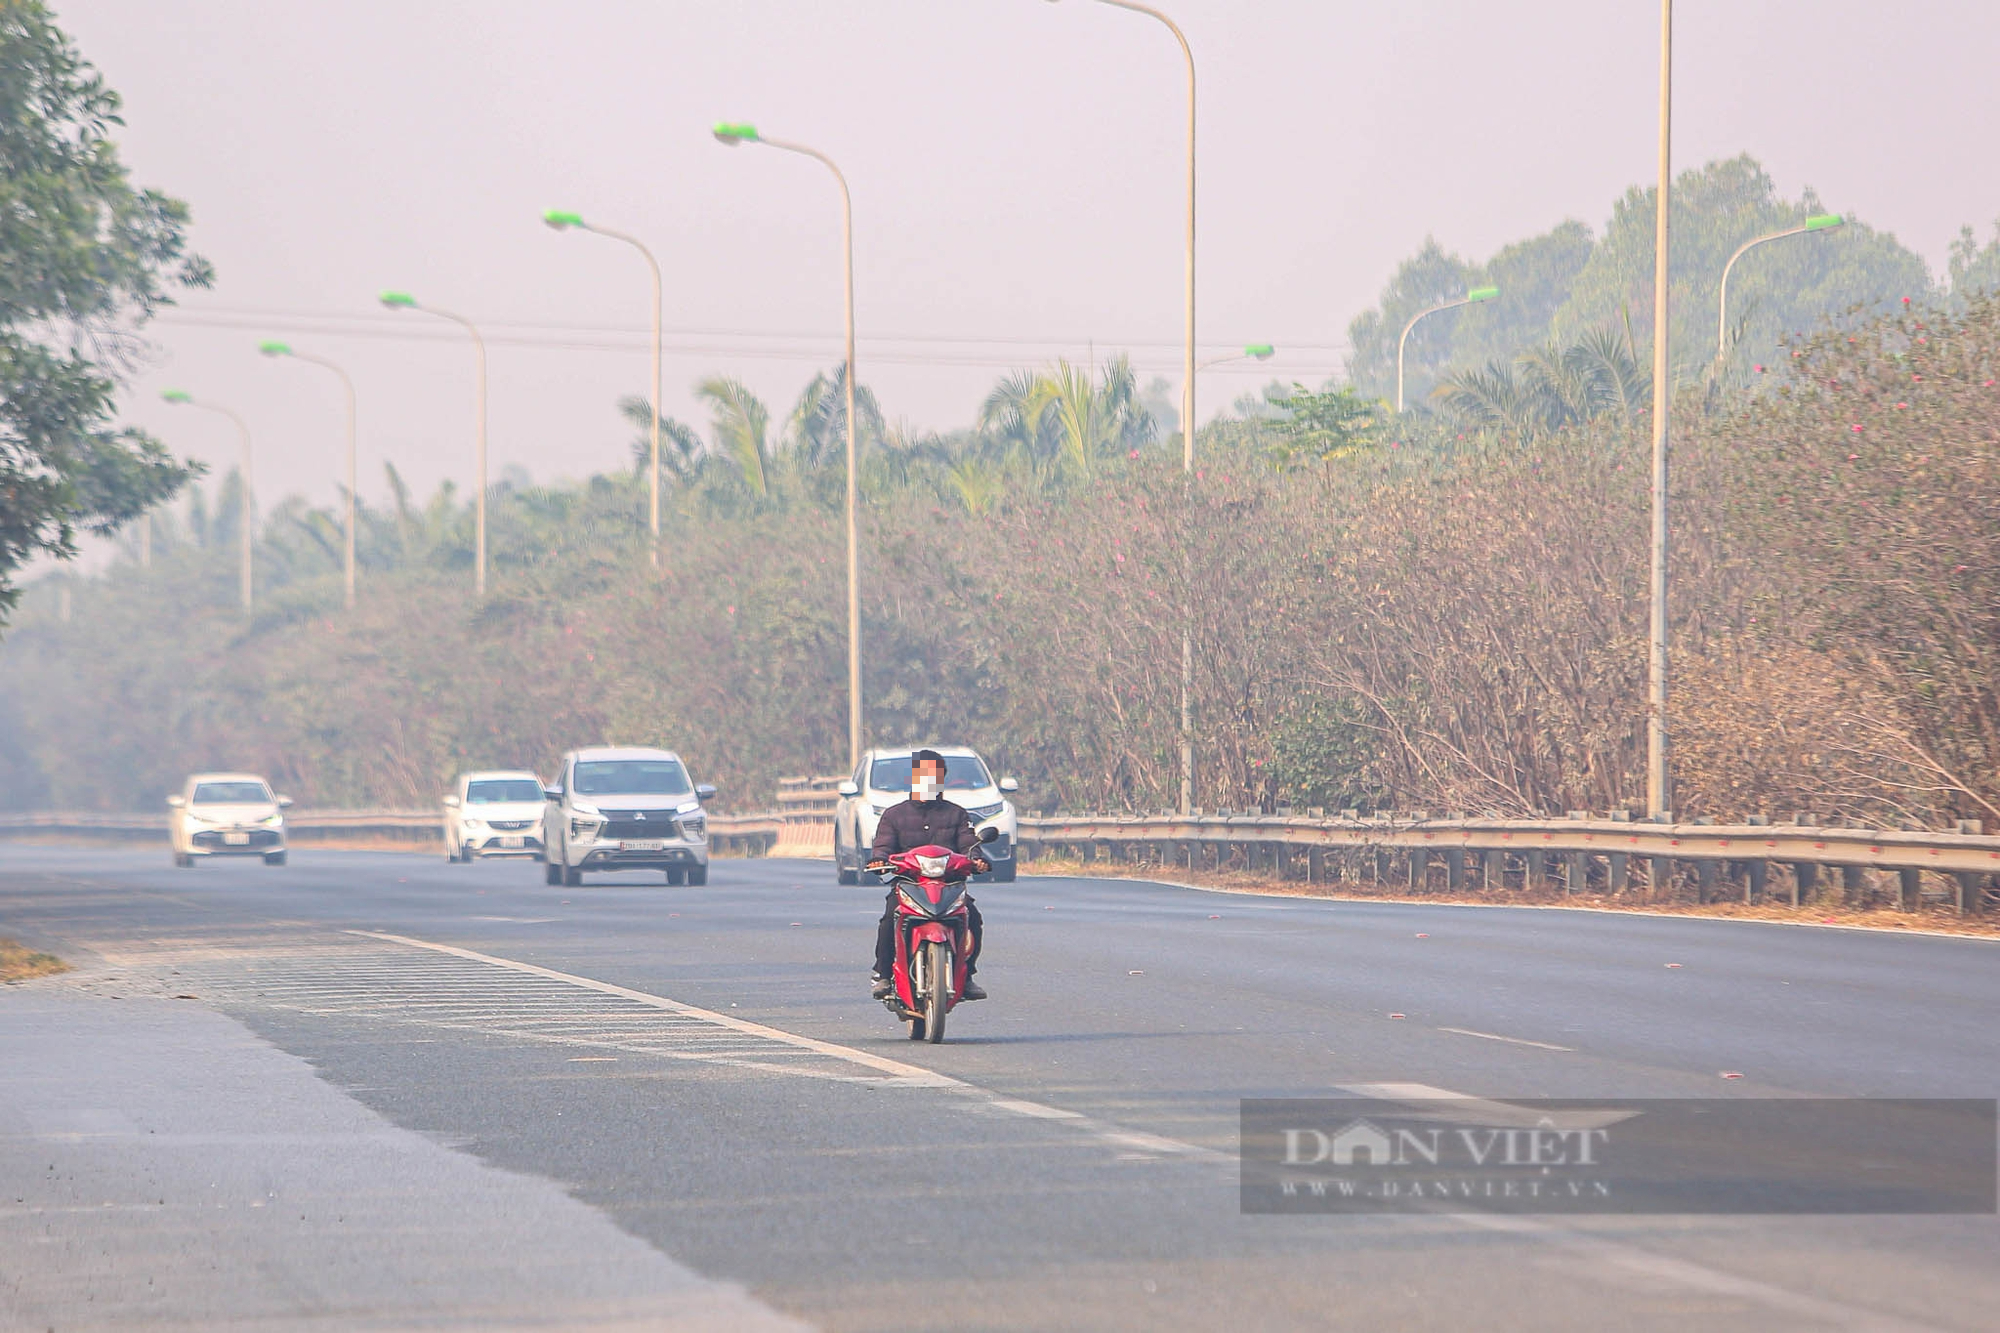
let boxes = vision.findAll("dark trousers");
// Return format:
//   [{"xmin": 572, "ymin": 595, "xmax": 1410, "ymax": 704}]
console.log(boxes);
[{"xmin": 875, "ymin": 892, "xmax": 982, "ymax": 976}]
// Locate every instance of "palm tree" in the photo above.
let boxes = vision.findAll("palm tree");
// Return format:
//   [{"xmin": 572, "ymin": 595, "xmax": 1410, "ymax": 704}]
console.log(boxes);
[
  {"xmin": 787, "ymin": 361, "xmax": 885, "ymax": 470},
  {"xmin": 695, "ymin": 376, "xmax": 774, "ymax": 496},
  {"xmin": 1432, "ymin": 326, "xmax": 1649, "ymax": 441},
  {"xmin": 977, "ymin": 354, "xmax": 1154, "ymax": 479},
  {"xmin": 618, "ymin": 396, "xmax": 705, "ymax": 485}
]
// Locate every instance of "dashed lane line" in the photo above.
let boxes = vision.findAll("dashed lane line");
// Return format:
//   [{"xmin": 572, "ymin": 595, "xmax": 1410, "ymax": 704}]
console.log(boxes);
[{"xmin": 1435, "ymin": 1026, "xmax": 1576, "ymax": 1052}]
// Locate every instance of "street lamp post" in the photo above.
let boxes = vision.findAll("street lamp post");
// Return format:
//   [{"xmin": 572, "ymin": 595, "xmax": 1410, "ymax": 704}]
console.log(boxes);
[
  {"xmin": 1646, "ymin": 0, "xmax": 1672, "ymax": 820},
  {"xmin": 1716, "ymin": 214, "xmax": 1844, "ymax": 363},
  {"xmin": 1046, "ymin": 0, "xmax": 1200, "ymax": 813},
  {"xmin": 380, "ymin": 292, "xmax": 488, "ymax": 596},
  {"xmin": 1197, "ymin": 343, "xmax": 1276, "ymax": 374},
  {"xmin": 1396, "ymin": 287, "xmax": 1498, "ymax": 413},
  {"xmin": 260, "ymin": 341, "xmax": 359, "ymax": 608},
  {"xmin": 161, "ymin": 389, "xmax": 254, "ymax": 614},
  {"xmin": 545, "ymin": 210, "xmax": 665, "ymax": 569},
  {"xmin": 713, "ymin": 122, "xmax": 863, "ymax": 771}
]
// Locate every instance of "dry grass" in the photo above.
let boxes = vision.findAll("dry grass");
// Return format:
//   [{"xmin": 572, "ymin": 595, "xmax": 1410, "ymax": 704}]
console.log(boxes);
[
  {"xmin": 0, "ymin": 937, "xmax": 69, "ymax": 982},
  {"xmin": 1021, "ymin": 858, "xmax": 2000, "ymax": 939}
]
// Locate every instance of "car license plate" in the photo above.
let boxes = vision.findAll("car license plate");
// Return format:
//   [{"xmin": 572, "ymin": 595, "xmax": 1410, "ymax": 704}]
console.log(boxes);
[
  {"xmin": 621, "ymin": 839, "xmax": 664, "ymax": 852},
  {"xmin": 223, "ymin": 832, "xmax": 250, "ymax": 845},
  {"xmin": 499, "ymin": 835, "xmax": 523, "ymax": 849}
]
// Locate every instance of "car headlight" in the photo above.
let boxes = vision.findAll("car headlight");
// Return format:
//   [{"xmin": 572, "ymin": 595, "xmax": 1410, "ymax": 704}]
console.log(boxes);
[
  {"xmin": 464, "ymin": 818, "xmax": 486, "ymax": 831},
  {"xmin": 966, "ymin": 801, "xmax": 1004, "ymax": 821},
  {"xmin": 570, "ymin": 814, "xmax": 602, "ymax": 839},
  {"xmin": 262, "ymin": 814, "xmax": 283, "ymax": 827},
  {"xmin": 869, "ymin": 803, "xmax": 892, "ymax": 817},
  {"xmin": 681, "ymin": 814, "xmax": 705, "ymax": 837}
]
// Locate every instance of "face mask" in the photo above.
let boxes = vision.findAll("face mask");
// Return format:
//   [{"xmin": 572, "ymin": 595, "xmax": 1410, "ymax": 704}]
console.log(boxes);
[{"xmin": 914, "ymin": 776, "xmax": 942, "ymax": 802}]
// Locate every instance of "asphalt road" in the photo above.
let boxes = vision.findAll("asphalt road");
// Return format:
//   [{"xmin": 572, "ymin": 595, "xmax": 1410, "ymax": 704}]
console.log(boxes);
[{"xmin": 4, "ymin": 843, "xmax": 1998, "ymax": 1331}]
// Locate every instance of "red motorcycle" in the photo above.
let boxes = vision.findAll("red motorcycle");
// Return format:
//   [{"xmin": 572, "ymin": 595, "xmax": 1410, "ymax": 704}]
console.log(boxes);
[{"xmin": 872, "ymin": 827, "xmax": 996, "ymax": 1043}]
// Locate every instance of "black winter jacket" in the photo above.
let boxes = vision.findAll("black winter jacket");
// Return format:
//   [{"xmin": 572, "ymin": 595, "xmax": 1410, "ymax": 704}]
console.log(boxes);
[{"xmin": 870, "ymin": 797, "xmax": 980, "ymax": 860}]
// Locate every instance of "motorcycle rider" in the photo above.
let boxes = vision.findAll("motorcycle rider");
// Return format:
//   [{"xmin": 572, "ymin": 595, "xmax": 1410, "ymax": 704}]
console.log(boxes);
[{"xmin": 867, "ymin": 749, "xmax": 990, "ymax": 1001}]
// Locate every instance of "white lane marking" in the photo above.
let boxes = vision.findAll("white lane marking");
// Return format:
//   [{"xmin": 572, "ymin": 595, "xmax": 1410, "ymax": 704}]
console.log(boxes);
[
  {"xmin": 350, "ymin": 930, "xmax": 960, "ymax": 1088},
  {"xmin": 1337, "ymin": 1083, "xmax": 1640, "ymax": 1134},
  {"xmin": 350, "ymin": 931, "xmax": 1229, "ymax": 1165},
  {"xmin": 1435, "ymin": 1026, "xmax": 1575, "ymax": 1052},
  {"xmin": 1456, "ymin": 1214, "xmax": 1933, "ymax": 1332},
  {"xmin": 990, "ymin": 1099, "xmax": 1084, "ymax": 1120}
]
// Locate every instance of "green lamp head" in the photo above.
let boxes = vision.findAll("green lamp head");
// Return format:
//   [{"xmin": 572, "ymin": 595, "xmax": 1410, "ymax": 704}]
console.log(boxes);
[
  {"xmin": 1466, "ymin": 286, "xmax": 1500, "ymax": 303},
  {"xmin": 544, "ymin": 209, "xmax": 585, "ymax": 231},
  {"xmin": 712, "ymin": 121, "xmax": 760, "ymax": 146},
  {"xmin": 258, "ymin": 340, "xmax": 292, "ymax": 358},
  {"xmin": 379, "ymin": 291, "xmax": 416, "ymax": 310},
  {"xmin": 1805, "ymin": 214, "xmax": 1844, "ymax": 231},
  {"xmin": 1244, "ymin": 343, "xmax": 1276, "ymax": 360},
  {"xmin": 161, "ymin": 389, "xmax": 192, "ymax": 404}
]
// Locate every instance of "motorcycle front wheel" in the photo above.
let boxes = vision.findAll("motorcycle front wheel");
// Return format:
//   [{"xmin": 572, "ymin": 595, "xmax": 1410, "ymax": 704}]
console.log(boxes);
[{"xmin": 922, "ymin": 939, "xmax": 951, "ymax": 1044}]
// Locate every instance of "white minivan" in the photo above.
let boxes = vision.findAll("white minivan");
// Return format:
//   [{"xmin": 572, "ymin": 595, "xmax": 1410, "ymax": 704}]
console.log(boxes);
[
  {"xmin": 442, "ymin": 770, "xmax": 547, "ymax": 861},
  {"xmin": 168, "ymin": 773, "xmax": 292, "ymax": 867},
  {"xmin": 541, "ymin": 746, "xmax": 715, "ymax": 886}
]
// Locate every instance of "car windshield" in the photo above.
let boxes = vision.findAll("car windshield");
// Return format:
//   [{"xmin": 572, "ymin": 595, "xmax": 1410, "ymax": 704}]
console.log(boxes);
[
  {"xmin": 870, "ymin": 754, "xmax": 991, "ymax": 791},
  {"xmin": 466, "ymin": 778, "xmax": 544, "ymax": 804},
  {"xmin": 191, "ymin": 781, "xmax": 272, "ymax": 804},
  {"xmin": 573, "ymin": 759, "xmax": 692, "ymax": 797}
]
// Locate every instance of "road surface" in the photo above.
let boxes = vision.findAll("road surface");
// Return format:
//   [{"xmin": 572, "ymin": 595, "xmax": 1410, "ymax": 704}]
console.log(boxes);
[{"xmin": 3, "ymin": 844, "xmax": 1996, "ymax": 1330}]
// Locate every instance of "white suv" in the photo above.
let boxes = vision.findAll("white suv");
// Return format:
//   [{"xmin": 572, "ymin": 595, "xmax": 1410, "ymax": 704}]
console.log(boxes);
[
  {"xmin": 542, "ymin": 746, "xmax": 715, "ymax": 887},
  {"xmin": 168, "ymin": 773, "xmax": 292, "ymax": 867},
  {"xmin": 832, "ymin": 745, "xmax": 1019, "ymax": 884},
  {"xmin": 443, "ymin": 770, "xmax": 546, "ymax": 861}
]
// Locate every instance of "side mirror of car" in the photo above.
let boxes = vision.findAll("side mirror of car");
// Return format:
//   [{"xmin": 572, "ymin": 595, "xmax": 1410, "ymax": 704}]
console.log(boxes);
[
  {"xmin": 837, "ymin": 780, "xmax": 860, "ymax": 798},
  {"xmin": 443, "ymin": 795, "xmax": 460, "ymax": 808},
  {"xmin": 999, "ymin": 777, "xmax": 1019, "ymax": 794},
  {"xmin": 166, "ymin": 795, "xmax": 185, "ymax": 808},
  {"xmin": 695, "ymin": 783, "xmax": 717, "ymax": 801},
  {"xmin": 543, "ymin": 786, "xmax": 563, "ymax": 801},
  {"xmin": 977, "ymin": 824, "xmax": 1000, "ymax": 844},
  {"xmin": 276, "ymin": 796, "xmax": 294, "ymax": 808}
]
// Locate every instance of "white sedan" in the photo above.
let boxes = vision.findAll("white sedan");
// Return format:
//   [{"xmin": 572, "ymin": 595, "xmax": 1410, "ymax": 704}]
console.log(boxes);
[
  {"xmin": 443, "ymin": 771, "xmax": 547, "ymax": 862},
  {"xmin": 169, "ymin": 773, "xmax": 291, "ymax": 867}
]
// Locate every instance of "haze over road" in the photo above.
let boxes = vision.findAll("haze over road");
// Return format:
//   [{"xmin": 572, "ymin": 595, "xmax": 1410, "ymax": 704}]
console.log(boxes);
[{"xmin": 4, "ymin": 845, "xmax": 1997, "ymax": 1330}]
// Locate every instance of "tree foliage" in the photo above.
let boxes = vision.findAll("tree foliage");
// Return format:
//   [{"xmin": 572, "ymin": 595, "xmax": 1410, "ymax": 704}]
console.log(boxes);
[
  {"xmin": 0, "ymin": 2, "xmax": 210, "ymax": 624},
  {"xmin": 1346, "ymin": 155, "xmax": 1934, "ymax": 406}
]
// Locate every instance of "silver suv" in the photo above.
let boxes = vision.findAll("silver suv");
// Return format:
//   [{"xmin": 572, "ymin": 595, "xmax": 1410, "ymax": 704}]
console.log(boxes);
[{"xmin": 541, "ymin": 746, "xmax": 715, "ymax": 886}]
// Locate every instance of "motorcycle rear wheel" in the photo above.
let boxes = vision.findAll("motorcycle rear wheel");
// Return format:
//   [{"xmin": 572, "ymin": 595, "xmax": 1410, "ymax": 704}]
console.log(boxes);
[{"xmin": 923, "ymin": 939, "xmax": 951, "ymax": 1043}]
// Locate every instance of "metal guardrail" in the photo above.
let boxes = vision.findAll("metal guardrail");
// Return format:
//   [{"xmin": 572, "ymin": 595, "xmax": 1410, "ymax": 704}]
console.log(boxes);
[
  {"xmin": 0, "ymin": 810, "xmax": 783, "ymax": 858},
  {"xmin": 8, "ymin": 805, "xmax": 1996, "ymax": 914},
  {"xmin": 1014, "ymin": 813, "xmax": 2000, "ymax": 915}
]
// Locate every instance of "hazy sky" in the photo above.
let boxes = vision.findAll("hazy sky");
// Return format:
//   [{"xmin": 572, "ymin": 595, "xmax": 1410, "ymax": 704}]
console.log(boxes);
[{"xmin": 67, "ymin": 0, "xmax": 2000, "ymax": 519}]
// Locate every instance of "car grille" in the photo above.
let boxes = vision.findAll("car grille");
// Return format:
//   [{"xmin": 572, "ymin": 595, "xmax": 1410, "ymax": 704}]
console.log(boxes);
[
  {"xmin": 484, "ymin": 819, "xmax": 535, "ymax": 831},
  {"xmin": 192, "ymin": 828, "xmax": 281, "ymax": 850},
  {"xmin": 599, "ymin": 811, "xmax": 681, "ymax": 839}
]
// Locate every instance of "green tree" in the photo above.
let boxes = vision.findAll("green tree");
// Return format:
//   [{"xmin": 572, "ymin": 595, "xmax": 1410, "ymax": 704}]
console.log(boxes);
[
  {"xmin": 1553, "ymin": 154, "xmax": 1927, "ymax": 380},
  {"xmin": 977, "ymin": 354, "xmax": 1154, "ymax": 480},
  {"xmin": 1947, "ymin": 218, "xmax": 2000, "ymax": 303},
  {"xmin": 0, "ymin": 1, "xmax": 211, "ymax": 624},
  {"xmin": 1263, "ymin": 384, "xmax": 1383, "ymax": 468}
]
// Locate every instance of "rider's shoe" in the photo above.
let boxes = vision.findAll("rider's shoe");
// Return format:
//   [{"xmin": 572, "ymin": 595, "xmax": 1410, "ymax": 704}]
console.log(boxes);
[
  {"xmin": 961, "ymin": 978, "xmax": 988, "ymax": 1001},
  {"xmin": 870, "ymin": 974, "xmax": 893, "ymax": 1000}
]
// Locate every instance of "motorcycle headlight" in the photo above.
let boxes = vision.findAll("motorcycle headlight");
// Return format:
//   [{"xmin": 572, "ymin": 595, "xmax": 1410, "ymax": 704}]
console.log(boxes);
[
  {"xmin": 915, "ymin": 853, "xmax": 949, "ymax": 878},
  {"xmin": 898, "ymin": 887, "xmax": 930, "ymax": 912}
]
